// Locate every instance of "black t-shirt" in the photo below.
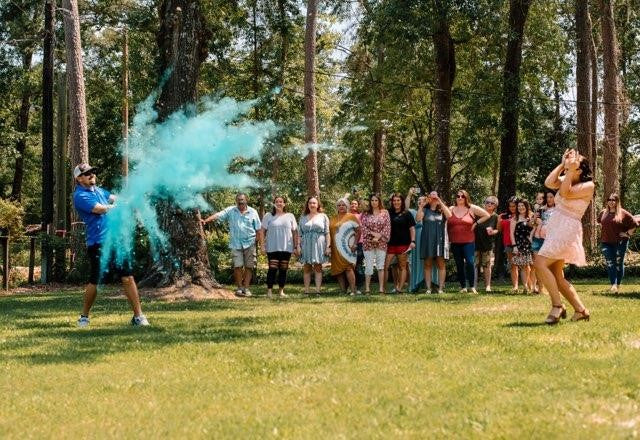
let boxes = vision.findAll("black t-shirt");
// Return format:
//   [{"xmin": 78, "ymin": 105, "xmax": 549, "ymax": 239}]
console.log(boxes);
[
  {"xmin": 475, "ymin": 213, "xmax": 499, "ymax": 252},
  {"xmin": 388, "ymin": 210, "xmax": 416, "ymax": 246}
]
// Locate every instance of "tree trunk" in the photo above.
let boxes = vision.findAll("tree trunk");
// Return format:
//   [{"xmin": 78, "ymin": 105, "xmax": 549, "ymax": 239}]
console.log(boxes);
[
  {"xmin": 141, "ymin": 0, "xmax": 218, "ymax": 290},
  {"xmin": 42, "ymin": 0, "xmax": 55, "ymax": 283},
  {"xmin": 618, "ymin": 0, "xmax": 630, "ymax": 204},
  {"xmin": 122, "ymin": 29, "xmax": 129, "ymax": 179},
  {"xmin": 588, "ymin": 14, "xmax": 598, "ymax": 190},
  {"xmin": 575, "ymin": 0, "xmax": 591, "ymax": 156},
  {"xmin": 62, "ymin": 0, "xmax": 89, "ymax": 167},
  {"xmin": 303, "ymin": 0, "xmax": 320, "ymax": 197},
  {"xmin": 599, "ymin": 0, "xmax": 619, "ymax": 200},
  {"xmin": 497, "ymin": 0, "xmax": 531, "ymax": 210},
  {"xmin": 432, "ymin": 13, "xmax": 455, "ymax": 202},
  {"xmin": 54, "ymin": 72, "xmax": 68, "ymax": 282},
  {"xmin": 576, "ymin": 0, "xmax": 596, "ymax": 253},
  {"xmin": 372, "ymin": 128, "xmax": 386, "ymax": 194},
  {"xmin": 55, "ymin": 73, "xmax": 68, "ymax": 232},
  {"xmin": 10, "ymin": 50, "xmax": 33, "ymax": 202}
]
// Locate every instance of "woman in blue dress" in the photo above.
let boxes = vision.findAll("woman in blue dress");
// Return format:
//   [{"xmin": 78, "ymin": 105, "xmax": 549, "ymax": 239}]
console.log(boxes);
[{"xmin": 298, "ymin": 196, "xmax": 331, "ymax": 295}]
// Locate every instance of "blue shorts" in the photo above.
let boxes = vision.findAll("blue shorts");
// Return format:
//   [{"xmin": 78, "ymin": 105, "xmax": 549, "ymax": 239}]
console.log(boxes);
[{"xmin": 531, "ymin": 237, "xmax": 545, "ymax": 253}]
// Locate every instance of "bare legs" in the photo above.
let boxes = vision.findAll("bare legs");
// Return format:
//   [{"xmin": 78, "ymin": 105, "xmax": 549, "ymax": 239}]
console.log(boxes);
[
  {"xmin": 82, "ymin": 283, "xmax": 98, "ymax": 317},
  {"xmin": 384, "ymin": 254, "xmax": 408, "ymax": 292},
  {"xmin": 304, "ymin": 264, "xmax": 324, "ymax": 294},
  {"xmin": 423, "ymin": 257, "xmax": 445, "ymax": 292},
  {"xmin": 518, "ymin": 264, "xmax": 532, "ymax": 293},
  {"xmin": 507, "ymin": 252, "xmax": 519, "ymax": 290},
  {"xmin": 534, "ymin": 256, "xmax": 588, "ymax": 320},
  {"xmin": 335, "ymin": 270, "xmax": 357, "ymax": 294},
  {"xmin": 233, "ymin": 267, "xmax": 253, "ymax": 291},
  {"xmin": 365, "ymin": 270, "xmax": 384, "ymax": 294},
  {"xmin": 82, "ymin": 276, "xmax": 143, "ymax": 318}
]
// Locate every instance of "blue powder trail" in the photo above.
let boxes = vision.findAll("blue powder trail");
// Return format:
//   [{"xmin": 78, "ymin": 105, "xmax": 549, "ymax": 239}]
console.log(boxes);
[{"xmin": 100, "ymin": 90, "xmax": 276, "ymax": 274}]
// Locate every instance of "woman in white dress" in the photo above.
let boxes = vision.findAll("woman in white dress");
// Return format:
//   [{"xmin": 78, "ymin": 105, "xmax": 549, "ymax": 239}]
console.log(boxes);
[{"xmin": 534, "ymin": 149, "xmax": 594, "ymax": 324}]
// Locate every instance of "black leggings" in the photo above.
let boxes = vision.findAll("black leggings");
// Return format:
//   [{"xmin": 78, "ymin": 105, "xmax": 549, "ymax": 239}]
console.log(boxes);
[{"xmin": 266, "ymin": 252, "xmax": 292, "ymax": 288}]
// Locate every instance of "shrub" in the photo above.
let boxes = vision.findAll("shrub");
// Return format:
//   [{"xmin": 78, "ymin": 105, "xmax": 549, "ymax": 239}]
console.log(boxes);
[{"xmin": 0, "ymin": 199, "xmax": 24, "ymax": 238}]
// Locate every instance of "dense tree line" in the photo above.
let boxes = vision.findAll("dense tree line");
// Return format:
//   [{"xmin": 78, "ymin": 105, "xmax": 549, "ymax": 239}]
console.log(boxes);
[{"xmin": 1, "ymin": 0, "xmax": 639, "ymax": 287}]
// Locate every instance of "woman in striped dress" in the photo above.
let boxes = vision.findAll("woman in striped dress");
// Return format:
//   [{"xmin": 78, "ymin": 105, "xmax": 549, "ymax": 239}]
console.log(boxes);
[{"xmin": 298, "ymin": 196, "xmax": 330, "ymax": 295}]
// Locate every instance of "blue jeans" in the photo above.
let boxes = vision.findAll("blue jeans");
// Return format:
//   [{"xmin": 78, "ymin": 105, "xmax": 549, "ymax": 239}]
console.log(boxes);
[
  {"xmin": 450, "ymin": 242, "xmax": 475, "ymax": 288},
  {"xmin": 601, "ymin": 241, "xmax": 629, "ymax": 286}
]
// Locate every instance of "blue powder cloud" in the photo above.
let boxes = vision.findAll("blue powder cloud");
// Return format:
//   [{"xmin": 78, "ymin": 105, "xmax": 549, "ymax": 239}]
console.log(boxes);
[{"xmin": 100, "ymin": 89, "xmax": 276, "ymax": 272}]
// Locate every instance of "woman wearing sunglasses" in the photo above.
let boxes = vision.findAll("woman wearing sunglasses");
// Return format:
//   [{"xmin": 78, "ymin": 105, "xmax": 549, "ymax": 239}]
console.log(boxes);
[
  {"xmin": 447, "ymin": 190, "xmax": 490, "ymax": 293},
  {"xmin": 597, "ymin": 193, "xmax": 639, "ymax": 293}
]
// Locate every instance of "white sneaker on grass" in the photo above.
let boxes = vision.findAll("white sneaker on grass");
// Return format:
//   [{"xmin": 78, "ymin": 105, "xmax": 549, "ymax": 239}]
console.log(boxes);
[
  {"xmin": 131, "ymin": 315, "xmax": 150, "ymax": 326},
  {"xmin": 77, "ymin": 315, "xmax": 90, "ymax": 328},
  {"xmin": 243, "ymin": 289, "xmax": 253, "ymax": 297}
]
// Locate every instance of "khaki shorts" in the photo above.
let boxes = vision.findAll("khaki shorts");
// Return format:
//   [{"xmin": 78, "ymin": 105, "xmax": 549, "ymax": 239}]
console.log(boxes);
[
  {"xmin": 232, "ymin": 247, "xmax": 257, "ymax": 269},
  {"xmin": 475, "ymin": 250, "xmax": 494, "ymax": 267}
]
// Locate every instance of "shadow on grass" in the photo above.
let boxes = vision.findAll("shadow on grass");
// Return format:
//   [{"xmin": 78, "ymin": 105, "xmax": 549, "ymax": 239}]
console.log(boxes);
[
  {"xmin": 503, "ymin": 321, "xmax": 550, "ymax": 328},
  {"xmin": 0, "ymin": 293, "xmax": 289, "ymax": 365},
  {"xmin": 591, "ymin": 292, "xmax": 640, "ymax": 300}
]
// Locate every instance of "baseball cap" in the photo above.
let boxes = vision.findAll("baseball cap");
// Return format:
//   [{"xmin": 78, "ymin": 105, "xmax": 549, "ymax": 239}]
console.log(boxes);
[{"xmin": 73, "ymin": 163, "xmax": 98, "ymax": 179}]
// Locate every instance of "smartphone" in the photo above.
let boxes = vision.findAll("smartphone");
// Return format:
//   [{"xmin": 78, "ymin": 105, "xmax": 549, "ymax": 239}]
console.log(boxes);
[{"xmin": 414, "ymin": 187, "xmax": 421, "ymax": 195}]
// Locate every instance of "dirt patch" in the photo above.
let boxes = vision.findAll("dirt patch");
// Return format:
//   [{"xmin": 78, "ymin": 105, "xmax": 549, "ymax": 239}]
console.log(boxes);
[
  {"xmin": 138, "ymin": 284, "xmax": 238, "ymax": 301},
  {"xmin": 1, "ymin": 282, "xmax": 238, "ymax": 301}
]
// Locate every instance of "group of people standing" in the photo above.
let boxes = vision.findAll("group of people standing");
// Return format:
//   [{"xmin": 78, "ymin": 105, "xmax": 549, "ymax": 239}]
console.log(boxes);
[
  {"xmin": 203, "ymin": 149, "xmax": 638, "ymax": 325},
  {"xmin": 72, "ymin": 148, "xmax": 638, "ymax": 327}
]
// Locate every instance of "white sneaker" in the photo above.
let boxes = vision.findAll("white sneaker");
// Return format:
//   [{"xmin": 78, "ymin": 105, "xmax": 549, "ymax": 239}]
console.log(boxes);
[
  {"xmin": 485, "ymin": 286, "xmax": 492, "ymax": 292},
  {"xmin": 131, "ymin": 315, "xmax": 150, "ymax": 326},
  {"xmin": 610, "ymin": 285, "xmax": 618, "ymax": 293},
  {"xmin": 460, "ymin": 288, "xmax": 468, "ymax": 293},
  {"xmin": 77, "ymin": 315, "xmax": 90, "ymax": 328},
  {"xmin": 279, "ymin": 292, "xmax": 287, "ymax": 298},
  {"xmin": 235, "ymin": 288, "xmax": 245, "ymax": 297},
  {"xmin": 243, "ymin": 289, "xmax": 253, "ymax": 297},
  {"xmin": 426, "ymin": 289, "xmax": 432, "ymax": 294},
  {"xmin": 471, "ymin": 288, "xmax": 478, "ymax": 294},
  {"xmin": 356, "ymin": 290, "xmax": 362, "ymax": 295}
]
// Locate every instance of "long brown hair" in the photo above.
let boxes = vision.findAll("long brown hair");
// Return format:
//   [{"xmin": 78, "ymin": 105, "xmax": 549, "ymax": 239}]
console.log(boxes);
[
  {"xmin": 603, "ymin": 193, "xmax": 623, "ymax": 223},
  {"xmin": 270, "ymin": 195, "xmax": 288, "ymax": 216},
  {"xmin": 455, "ymin": 189, "xmax": 471, "ymax": 208},
  {"xmin": 303, "ymin": 196, "xmax": 323, "ymax": 215},
  {"xmin": 366, "ymin": 193, "xmax": 383, "ymax": 215}
]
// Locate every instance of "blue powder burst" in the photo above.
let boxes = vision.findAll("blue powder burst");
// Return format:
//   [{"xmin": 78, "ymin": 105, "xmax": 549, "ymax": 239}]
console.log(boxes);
[{"xmin": 100, "ymin": 90, "xmax": 276, "ymax": 273}]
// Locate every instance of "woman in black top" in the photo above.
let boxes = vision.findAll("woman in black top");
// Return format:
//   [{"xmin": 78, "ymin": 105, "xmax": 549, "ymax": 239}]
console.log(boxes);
[{"xmin": 384, "ymin": 193, "xmax": 416, "ymax": 293}]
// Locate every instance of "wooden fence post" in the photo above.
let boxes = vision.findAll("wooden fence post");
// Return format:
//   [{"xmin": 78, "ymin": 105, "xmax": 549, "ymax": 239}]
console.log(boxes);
[
  {"xmin": 1, "ymin": 235, "xmax": 8, "ymax": 290},
  {"xmin": 28, "ymin": 236, "xmax": 36, "ymax": 284}
]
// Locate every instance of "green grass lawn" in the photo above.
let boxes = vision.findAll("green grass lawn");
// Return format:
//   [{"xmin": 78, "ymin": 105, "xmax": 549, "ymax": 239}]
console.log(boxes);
[{"xmin": 1, "ymin": 280, "xmax": 640, "ymax": 438}]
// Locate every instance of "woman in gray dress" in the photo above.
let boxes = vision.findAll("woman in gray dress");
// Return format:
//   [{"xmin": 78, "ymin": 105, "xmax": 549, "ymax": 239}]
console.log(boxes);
[
  {"xmin": 416, "ymin": 191, "xmax": 451, "ymax": 293},
  {"xmin": 298, "ymin": 196, "xmax": 331, "ymax": 295}
]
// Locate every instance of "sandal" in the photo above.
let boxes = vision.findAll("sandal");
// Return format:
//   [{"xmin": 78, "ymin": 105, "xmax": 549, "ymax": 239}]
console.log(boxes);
[
  {"xmin": 571, "ymin": 308, "xmax": 590, "ymax": 322},
  {"xmin": 545, "ymin": 304, "xmax": 567, "ymax": 325}
]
